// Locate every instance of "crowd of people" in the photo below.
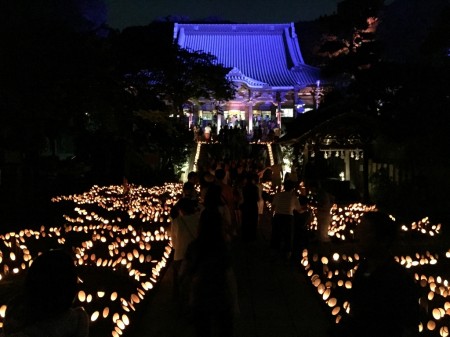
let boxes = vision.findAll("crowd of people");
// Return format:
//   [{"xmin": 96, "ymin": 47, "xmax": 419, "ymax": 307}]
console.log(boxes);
[
  {"xmin": 192, "ymin": 117, "xmax": 282, "ymax": 144},
  {"xmin": 170, "ymin": 171, "xmax": 240, "ymax": 337},
  {"xmin": 169, "ymin": 159, "xmax": 321, "ymax": 337},
  {"xmin": 169, "ymin": 163, "xmax": 422, "ymax": 336}
]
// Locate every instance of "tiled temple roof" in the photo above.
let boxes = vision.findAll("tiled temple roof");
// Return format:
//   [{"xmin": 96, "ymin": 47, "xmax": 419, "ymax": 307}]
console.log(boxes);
[{"xmin": 174, "ymin": 23, "xmax": 320, "ymax": 89}]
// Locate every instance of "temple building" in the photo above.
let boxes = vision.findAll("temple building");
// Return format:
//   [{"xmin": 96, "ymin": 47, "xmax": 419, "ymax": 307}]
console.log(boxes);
[{"xmin": 173, "ymin": 22, "xmax": 322, "ymax": 132}]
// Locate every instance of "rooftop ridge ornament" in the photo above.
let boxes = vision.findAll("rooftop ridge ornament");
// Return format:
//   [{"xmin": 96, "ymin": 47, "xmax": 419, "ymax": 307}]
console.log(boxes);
[{"xmin": 226, "ymin": 67, "xmax": 268, "ymax": 88}]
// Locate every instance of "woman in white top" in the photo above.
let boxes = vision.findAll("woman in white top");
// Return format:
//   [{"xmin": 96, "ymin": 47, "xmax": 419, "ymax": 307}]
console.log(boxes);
[
  {"xmin": 271, "ymin": 180, "xmax": 302, "ymax": 260},
  {"xmin": 171, "ymin": 198, "xmax": 200, "ymax": 305}
]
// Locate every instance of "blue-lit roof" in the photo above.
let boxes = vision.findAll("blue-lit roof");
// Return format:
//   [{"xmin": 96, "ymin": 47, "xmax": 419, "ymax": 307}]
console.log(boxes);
[{"xmin": 174, "ymin": 23, "xmax": 320, "ymax": 89}]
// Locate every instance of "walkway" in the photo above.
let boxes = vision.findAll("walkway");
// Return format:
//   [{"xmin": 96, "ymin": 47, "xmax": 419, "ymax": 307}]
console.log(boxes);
[{"xmin": 129, "ymin": 211, "xmax": 332, "ymax": 337}]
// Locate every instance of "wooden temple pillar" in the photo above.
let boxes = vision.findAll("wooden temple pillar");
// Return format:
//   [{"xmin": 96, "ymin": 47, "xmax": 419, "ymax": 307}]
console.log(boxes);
[{"xmin": 247, "ymin": 102, "xmax": 254, "ymax": 134}]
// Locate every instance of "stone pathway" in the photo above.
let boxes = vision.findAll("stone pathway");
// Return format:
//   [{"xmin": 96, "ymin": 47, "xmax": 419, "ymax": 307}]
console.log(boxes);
[{"xmin": 129, "ymin": 213, "xmax": 332, "ymax": 337}]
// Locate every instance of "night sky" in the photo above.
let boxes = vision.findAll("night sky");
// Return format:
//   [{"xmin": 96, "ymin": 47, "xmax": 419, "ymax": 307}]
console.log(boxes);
[{"xmin": 105, "ymin": 0, "xmax": 342, "ymax": 29}]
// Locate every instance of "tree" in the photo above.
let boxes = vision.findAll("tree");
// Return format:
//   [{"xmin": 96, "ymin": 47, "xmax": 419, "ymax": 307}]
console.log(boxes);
[
  {"xmin": 115, "ymin": 23, "xmax": 235, "ymax": 114},
  {"xmin": 0, "ymin": 0, "xmax": 131, "ymax": 206},
  {"xmin": 111, "ymin": 23, "xmax": 236, "ymax": 183},
  {"xmin": 130, "ymin": 110, "xmax": 192, "ymax": 183},
  {"xmin": 0, "ymin": 0, "xmax": 115, "ymax": 159},
  {"xmin": 148, "ymin": 45, "xmax": 236, "ymax": 113}
]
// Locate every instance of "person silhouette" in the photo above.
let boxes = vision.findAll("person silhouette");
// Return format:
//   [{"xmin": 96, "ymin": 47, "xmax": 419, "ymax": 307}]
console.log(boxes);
[
  {"xmin": 171, "ymin": 197, "xmax": 201, "ymax": 311},
  {"xmin": 3, "ymin": 249, "xmax": 89, "ymax": 337},
  {"xmin": 183, "ymin": 207, "xmax": 238, "ymax": 337}
]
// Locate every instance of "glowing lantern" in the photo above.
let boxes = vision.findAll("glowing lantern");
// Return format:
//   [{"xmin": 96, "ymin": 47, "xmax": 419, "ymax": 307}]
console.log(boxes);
[
  {"xmin": 0, "ymin": 305, "xmax": 7, "ymax": 318},
  {"xmin": 323, "ymin": 288, "xmax": 331, "ymax": 300},
  {"xmin": 328, "ymin": 298, "xmax": 337, "ymax": 307},
  {"xmin": 78, "ymin": 290, "xmax": 86, "ymax": 302},
  {"xmin": 317, "ymin": 283, "xmax": 325, "ymax": 295},
  {"xmin": 103, "ymin": 307, "xmax": 109, "ymax": 318},
  {"xmin": 117, "ymin": 319, "xmax": 125, "ymax": 330},
  {"xmin": 131, "ymin": 294, "xmax": 140, "ymax": 303},
  {"xmin": 433, "ymin": 308, "xmax": 442, "ymax": 320},
  {"xmin": 428, "ymin": 291, "xmax": 435, "ymax": 301},
  {"xmin": 111, "ymin": 292, "xmax": 118, "ymax": 301},
  {"xmin": 91, "ymin": 311, "xmax": 99, "ymax": 322},
  {"xmin": 430, "ymin": 283, "xmax": 437, "ymax": 292},
  {"xmin": 332, "ymin": 306, "xmax": 340, "ymax": 315},
  {"xmin": 428, "ymin": 320, "xmax": 436, "ymax": 331}
]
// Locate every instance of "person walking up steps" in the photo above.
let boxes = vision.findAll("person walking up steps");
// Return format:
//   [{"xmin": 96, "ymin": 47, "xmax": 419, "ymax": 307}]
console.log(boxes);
[
  {"xmin": 271, "ymin": 180, "xmax": 302, "ymax": 261},
  {"xmin": 170, "ymin": 198, "xmax": 201, "ymax": 314}
]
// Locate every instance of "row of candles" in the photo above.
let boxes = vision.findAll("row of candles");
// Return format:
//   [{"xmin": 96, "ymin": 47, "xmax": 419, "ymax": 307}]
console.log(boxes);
[
  {"xmin": 0, "ymin": 183, "xmax": 183, "ymax": 336},
  {"xmin": 301, "ymin": 247, "xmax": 450, "ymax": 336},
  {"xmin": 296, "ymin": 200, "xmax": 448, "ymax": 335},
  {"xmin": 259, "ymin": 181, "xmax": 449, "ymax": 335}
]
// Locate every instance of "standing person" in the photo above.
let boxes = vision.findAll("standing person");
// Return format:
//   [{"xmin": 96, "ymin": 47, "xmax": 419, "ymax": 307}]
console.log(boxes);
[
  {"xmin": 271, "ymin": 180, "xmax": 302, "ymax": 261},
  {"xmin": 232, "ymin": 175, "xmax": 245, "ymax": 234},
  {"xmin": 199, "ymin": 172, "xmax": 216, "ymax": 206},
  {"xmin": 241, "ymin": 173, "xmax": 260, "ymax": 242},
  {"xmin": 3, "ymin": 249, "xmax": 89, "ymax": 337},
  {"xmin": 193, "ymin": 125, "xmax": 200, "ymax": 142},
  {"xmin": 215, "ymin": 168, "xmax": 236, "ymax": 237},
  {"xmin": 170, "ymin": 182, "xmax": 199, "ymax": 220},
  {"xmin": 270, "ymin": 163, "xmax": 283, "ymax": 191},
  {"xmin": 204, "ymin": 123, "xmax": 212, "ymax": 142},
  {"xmin": 203, "ymin": 184, "xmax": 232, "ymax": 242},
  {"xmin": 183, "ymin": 207, "xmax": 238, "ymax": 337},
  {"xmin": 170, "ymin": 198, "xmax": 200, "ymax": 313},
  {"xmin": 256, "ymin": 175, "xmax": 265, "ymax": 228},
  {"xmin": 312, "ymin": 179, "xmax": 334, "ymax": 243},
  {"xmin": 187, "ymin": 171, "xmax": 200, "ymax": 191},
  {"xmin": 333, "ymin": 211, "xmax": 421, "ymax": 337},
  {"xmin": 287, "ymin": 167, "xmax": 298, "ymax": 185},
  {"xmin": 292, "ymin": 194, "xmax": 312, "ymax": 262}
]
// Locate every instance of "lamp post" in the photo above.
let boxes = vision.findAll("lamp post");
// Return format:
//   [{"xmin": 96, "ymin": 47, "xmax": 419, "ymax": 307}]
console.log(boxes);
[{"xmin": 314, "ymin": 80, "xmax": 323, "ymax": 110}]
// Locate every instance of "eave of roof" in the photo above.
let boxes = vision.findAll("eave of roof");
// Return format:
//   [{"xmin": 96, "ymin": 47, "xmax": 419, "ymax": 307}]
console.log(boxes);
[{"xmin": 174, "ymin": 23, "xmax": 320, "ymax": 89}]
